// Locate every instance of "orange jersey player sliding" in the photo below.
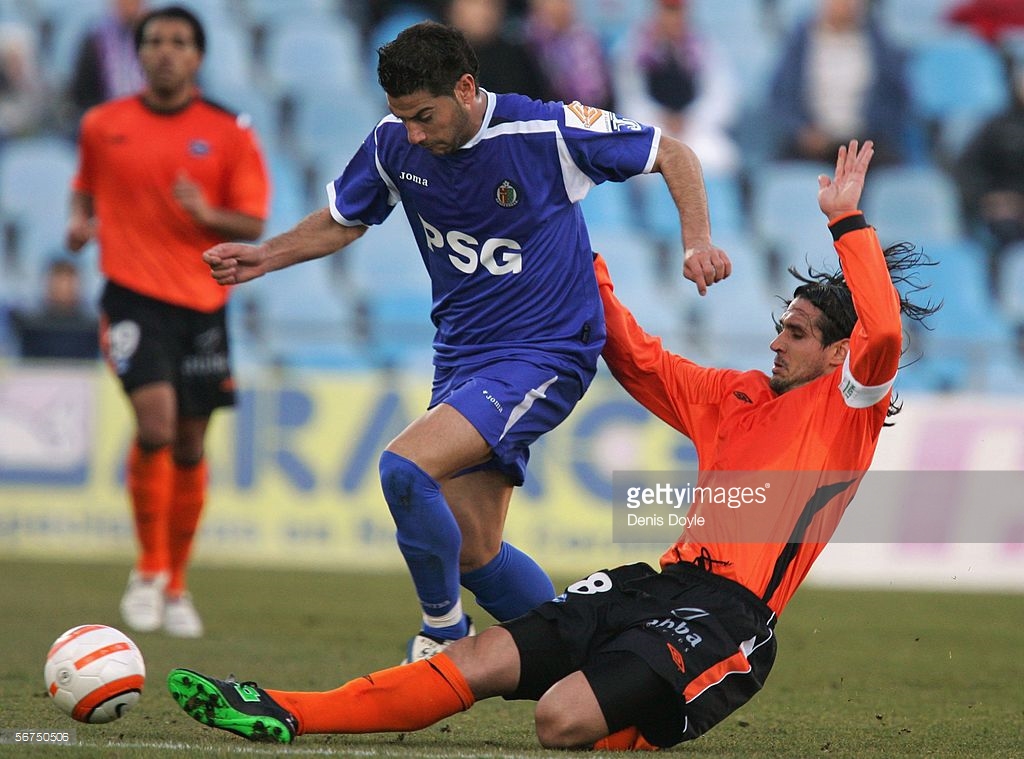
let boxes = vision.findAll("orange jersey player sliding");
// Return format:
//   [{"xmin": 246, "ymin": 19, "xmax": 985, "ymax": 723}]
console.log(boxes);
[{"xmin": 167, "ymin": 140, "xmax": 937, "ymax": 750}]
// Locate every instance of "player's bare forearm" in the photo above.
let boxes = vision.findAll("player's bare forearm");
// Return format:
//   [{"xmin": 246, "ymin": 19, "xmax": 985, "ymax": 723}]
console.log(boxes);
[
  {"xmin": 203, "ymin": 207, "xmax": 366, "ymax": 285},
  {"xmin": 653, "ymin": 136, "xmax": 730, "ymax": 295}
]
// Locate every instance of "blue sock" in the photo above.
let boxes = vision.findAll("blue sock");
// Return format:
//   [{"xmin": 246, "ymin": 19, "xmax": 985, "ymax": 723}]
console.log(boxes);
[
  {"xmin": 379, "ymin": 451, "xmax": 468, "ymax": 640},
  {"xmin": 461, "ymin": 542, "xmax": 555, "ymax": 621}
]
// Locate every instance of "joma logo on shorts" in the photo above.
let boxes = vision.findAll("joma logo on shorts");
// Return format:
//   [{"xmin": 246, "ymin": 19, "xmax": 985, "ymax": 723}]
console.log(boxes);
[{"xmin": 419, "ymin": 216, "xmax": 522, "ymax": 275}]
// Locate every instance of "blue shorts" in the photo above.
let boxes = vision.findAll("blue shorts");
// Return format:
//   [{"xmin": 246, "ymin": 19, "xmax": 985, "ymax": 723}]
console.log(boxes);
[{"xmin": 431, "ymin": 356, "xmax": 593, "ymax": 486}]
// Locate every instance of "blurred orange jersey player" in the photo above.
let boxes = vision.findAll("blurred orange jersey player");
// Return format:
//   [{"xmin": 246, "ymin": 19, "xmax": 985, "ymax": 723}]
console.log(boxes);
[{"xmin": 66, "ymin": 5, "xmax": 269, "ymax": 639}]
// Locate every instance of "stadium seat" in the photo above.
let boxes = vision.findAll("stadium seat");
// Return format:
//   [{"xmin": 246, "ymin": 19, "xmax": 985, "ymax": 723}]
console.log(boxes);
[
  {"xmin": 769, "ymin": 0, "xmax": 818, "ymax": 29},
  {"xmin": 574, "ymin": 0, "xmax": 647, "ymax": 53},
  {"xmin": 38, "ymin": 0, "xmax": 106, "ymax": 84},
  {"xmin": 878, "ymin": 0, "xmax": 963, "ymax": 49},
  {"xmin": 997, "ymin": 241, "xmax": 1024, "ymax": 323},
  {"xmin": 263, "ymin": 18, "xmax": 363, "ymax": 99},
  {"xmin": 0, "ymin": 137, "xmax": 78, "ymax": 268},
  {"xmin": 242, "ymin": 0, "xmax": 338, "ymax": 27},
  {"xmin": 212, "ymin": 88, "xmax": 281, "ymax": 154},
  {"xmin": 591, "ymin": 228, "xmax": 690, "ymax": 347},
  {"xmin": 636, "ymin": 172, "xmax": 745, "ymax": 243},
  {"xmin": 907, "ymin": 32, "xmax": 1009, "ymax": 125},
  {"xmin": 198, "ymin": 23, "xmax": 254, "ymax": 106},
  {"xmin": 691, "ymin": 0, "xmax": 763, "ymax": 40},
  {"xmin": 915, "ymin": 238, "xmax": 1012, "ymax": 346},
  {"xmin": 580, "ymin": 180, "xmax": 641, "ymax": 236},
  {"xmin": 861, "ymin": 164, "xmax": 963, "ymax": 246},
  {"xmin": 345, "ymin": 211, "xmax": 429, "ymax": 296},
  {"xmin": 749, "ymin": 160, "xmax": 835, "ymax": 278},
  {"xmin": 686, "ymin": 231, "xmax": 779, "ymax": 369},
  {"xmin": 692, "ymin": 0, "xmax": 777, "ymax": 110},
  {"xmin": 288, "ymin": 86, "xmax": 382, "ymax": 166}
]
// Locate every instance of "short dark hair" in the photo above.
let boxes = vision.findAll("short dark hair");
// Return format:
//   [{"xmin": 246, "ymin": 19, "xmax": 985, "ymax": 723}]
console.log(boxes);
[
  {"xmin": 134, "ymin": 5, "xmax": 206, "ymax": 54},
  {"xmin": 377, "ymin": 21, "xmax": 478, "ymax": 98}
]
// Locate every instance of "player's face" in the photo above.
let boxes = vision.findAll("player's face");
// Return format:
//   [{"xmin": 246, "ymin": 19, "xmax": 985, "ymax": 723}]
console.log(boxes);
[
  {"xmin": 387, "ymin": 87, "xmax": 476, "ymax": 156},
  {"xmin": 137, "ymin": 18, "xmax": 202, "ymax": 97},
  {"xmin": 768, "ymin": 297, "xmax": 846, "ymax": 394}
]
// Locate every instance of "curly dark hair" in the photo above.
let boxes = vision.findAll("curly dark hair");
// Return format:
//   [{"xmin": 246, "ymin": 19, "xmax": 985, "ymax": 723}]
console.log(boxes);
[
  {"xmin": 377, "ymin": 21, "xmax": 479, "ymax": 98},
  {"xmin": 775, "ymin": 241, "xmax": 941, "ymax": 420}
]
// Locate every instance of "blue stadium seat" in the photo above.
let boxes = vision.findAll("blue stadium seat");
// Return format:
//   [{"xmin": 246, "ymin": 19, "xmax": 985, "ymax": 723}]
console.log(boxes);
[
  {"xmin": 687, "ymin": 231, "xmax": 780, "ymax": 369},
  {"xmin": 242, "ymin": 0, "xmax": 338, "ymax": 28},
  {"xmin": 199, "ymin": 23, "xmax": 255, "ymax": 106},
  {"xmin": 591, "ymin": 229, "xmax": 688, "ymax": 344},
  {"xmin": 635, "ymin": 172, "xmax": 745, "ymax": 244},
  {"xmin": 345, "ymin": 211, "xmax": 429, "ymax": 296},
  {"xmin": 861, "ymin": 165, "xmax": 963, "ymax": 246},
  {"xmin": 39, "ymin": 0, "xmax": 106, "ymax": 84},
  {"xmin": 916, "ymin": 238, "xmax": 1011, "ymax": 345},
  {"xmin": 907, "ymin": 32, "xmax": 1009, "ymax": 125},
  {"xmin": 878, "ymin": 0, "xmax": 963, "ymax": 49},
  {"xmin": 997, "ymin": 241, "xmax": 1024, "ymax": 324},
  {"xmin": 289, "ymin": 86, "xmax": 382, "ymax": 165},
  {"xmin": 0, "ymin": 137, "xmax": 78, "ymax": 268},
  {"xmin": 213, "ymin": 88, "xmax": 281, "ymax": 154},
  {"xmin": 580, "ymin": 180, "xmax": 641, "ymax": 235},
  {"xmin": 770, "ymin": 0, "xmax": 818, "ymax": 29},
  {"xmin": 263, "ymin": 18, "xmax": 363, "ymax": 99},
  {"xmin": 692, "ymin": 0, "xmax": 763, "ymax": 39},
  {"xmin": 575, "ymin": 0, "xmax": 648, "ymax": 53},
  {"xmin": 749, "ymin": 160, "xmax": 834, "ymax": 267}
]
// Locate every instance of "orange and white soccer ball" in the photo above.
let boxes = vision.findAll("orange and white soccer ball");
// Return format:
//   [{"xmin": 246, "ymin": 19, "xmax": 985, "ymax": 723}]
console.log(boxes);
[{"xmin": 44, "ymin": 624, "xmax": 146, "ymax": 723}]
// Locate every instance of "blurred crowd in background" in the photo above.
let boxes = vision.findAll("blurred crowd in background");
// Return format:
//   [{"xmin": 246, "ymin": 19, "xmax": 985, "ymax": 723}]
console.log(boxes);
[{"xmin": 1, "ymin": 0, "xmax": 1023, "ymax": 393}]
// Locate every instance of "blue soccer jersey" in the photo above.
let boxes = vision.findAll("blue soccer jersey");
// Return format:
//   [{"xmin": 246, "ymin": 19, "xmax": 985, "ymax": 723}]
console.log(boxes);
[{"xmin": 327, "ymin": 91, "xmax": 661, "ymax": 371}]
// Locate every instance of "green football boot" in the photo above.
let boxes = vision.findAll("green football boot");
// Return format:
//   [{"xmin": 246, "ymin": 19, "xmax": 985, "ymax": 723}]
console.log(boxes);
[{"xmin": 167, "ymin": 668, "xmax": 297, "ymax": 743}]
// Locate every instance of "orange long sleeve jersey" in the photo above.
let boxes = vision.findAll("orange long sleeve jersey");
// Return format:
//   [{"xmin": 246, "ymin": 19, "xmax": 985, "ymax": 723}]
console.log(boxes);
[
  {"xmin": 73, "ymin": 94, "xmax": 270, "ymax": 312},
  {"xmin": 596, "ymin": 213, "xmax": 903, "ymax": 615}
]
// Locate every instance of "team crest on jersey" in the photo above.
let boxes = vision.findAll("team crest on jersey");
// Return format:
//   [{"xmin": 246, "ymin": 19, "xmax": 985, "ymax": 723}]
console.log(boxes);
[
  {"xmin": 188, "ymin": 139, "xmax": 211, "ymax": 156},
  {"xmin": 495, "ymin": 179, "xmax": 520, "ymax": 208}
]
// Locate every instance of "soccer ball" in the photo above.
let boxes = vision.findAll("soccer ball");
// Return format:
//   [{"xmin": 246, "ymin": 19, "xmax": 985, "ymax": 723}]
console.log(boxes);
[{"xmin": 44, "ymin": 624, "xmax": 146, "ymax": 723}]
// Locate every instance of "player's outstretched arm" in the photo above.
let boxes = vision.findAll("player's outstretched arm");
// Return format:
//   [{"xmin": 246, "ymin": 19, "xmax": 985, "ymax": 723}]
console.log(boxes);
[
  {"xmin": 203, "ymin": 208, "xmax": 367, "ymax": 285},
  {"xmin": 820, "ymin": 140, "xmax": 903, "ymax": 389},
  {"xmin": 651, "ymin": 135, "xmax": 731, "ymax": 296}
]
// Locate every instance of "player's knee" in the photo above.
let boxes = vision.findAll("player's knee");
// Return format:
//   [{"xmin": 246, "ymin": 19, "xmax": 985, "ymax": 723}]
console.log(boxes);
[
  {"xmin": 378, "ymin": 450, "xmax": 433, "ymax": 511},
  {"xmin": 534, "ymin": 701, "xmax": 593, "ymax": 749}
]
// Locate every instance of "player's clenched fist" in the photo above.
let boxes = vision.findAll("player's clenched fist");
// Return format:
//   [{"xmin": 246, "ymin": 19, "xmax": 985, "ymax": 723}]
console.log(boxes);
[{"xmin": 202, "ymin": 242, "xmax": 266, "ymax": 285}]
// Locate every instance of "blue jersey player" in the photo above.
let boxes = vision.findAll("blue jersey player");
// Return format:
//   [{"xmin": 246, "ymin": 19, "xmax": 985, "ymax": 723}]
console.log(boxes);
[{"xmin": 202, "ymin": 21, "xmax": 731, "ymax": 661}]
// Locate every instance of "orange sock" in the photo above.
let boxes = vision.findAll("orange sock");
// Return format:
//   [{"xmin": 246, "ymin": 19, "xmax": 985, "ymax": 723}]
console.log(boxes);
[
  {"xmin": 127, "ymin": 442, "xmax": 173, "ymax": 575},
  {"xmin": 267, "ymin": 654, "xmax": 475, "ymax": 735},
  {"xmin": 593, "ymin": 726, "xmax": 660, "ymax": 751},
  {"xmin": 167, "ymin": 459, "xmax": 207, "ymax": 596}
]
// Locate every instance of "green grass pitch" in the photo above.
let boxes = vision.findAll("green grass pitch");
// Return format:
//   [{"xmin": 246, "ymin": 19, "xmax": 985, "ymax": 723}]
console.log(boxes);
[{"xmin": 2, "ymin": 559, "xmax": 1021, "ymax": 758}]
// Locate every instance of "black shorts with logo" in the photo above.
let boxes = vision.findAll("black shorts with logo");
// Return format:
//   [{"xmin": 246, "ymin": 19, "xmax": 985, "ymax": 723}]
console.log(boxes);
[
  {"xmin": 500, "ymin": 561, "xmax": 778, "ymax": 747},
  {"xmin": 100, "ymin": 281, "xmax": 235, "ymax": 416}
]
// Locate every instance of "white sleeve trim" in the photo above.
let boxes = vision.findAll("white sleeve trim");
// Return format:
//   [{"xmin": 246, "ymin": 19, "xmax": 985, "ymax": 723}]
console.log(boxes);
[{"xmin": 837, "ymin": 352, "xmax": 895, "ymax": 408}]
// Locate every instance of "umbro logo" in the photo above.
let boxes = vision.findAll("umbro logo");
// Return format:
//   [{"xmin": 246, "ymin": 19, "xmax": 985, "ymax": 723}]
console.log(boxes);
[{"xmin": 733, "ymin": 391, "xmax": 753, "ymax": 403}]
